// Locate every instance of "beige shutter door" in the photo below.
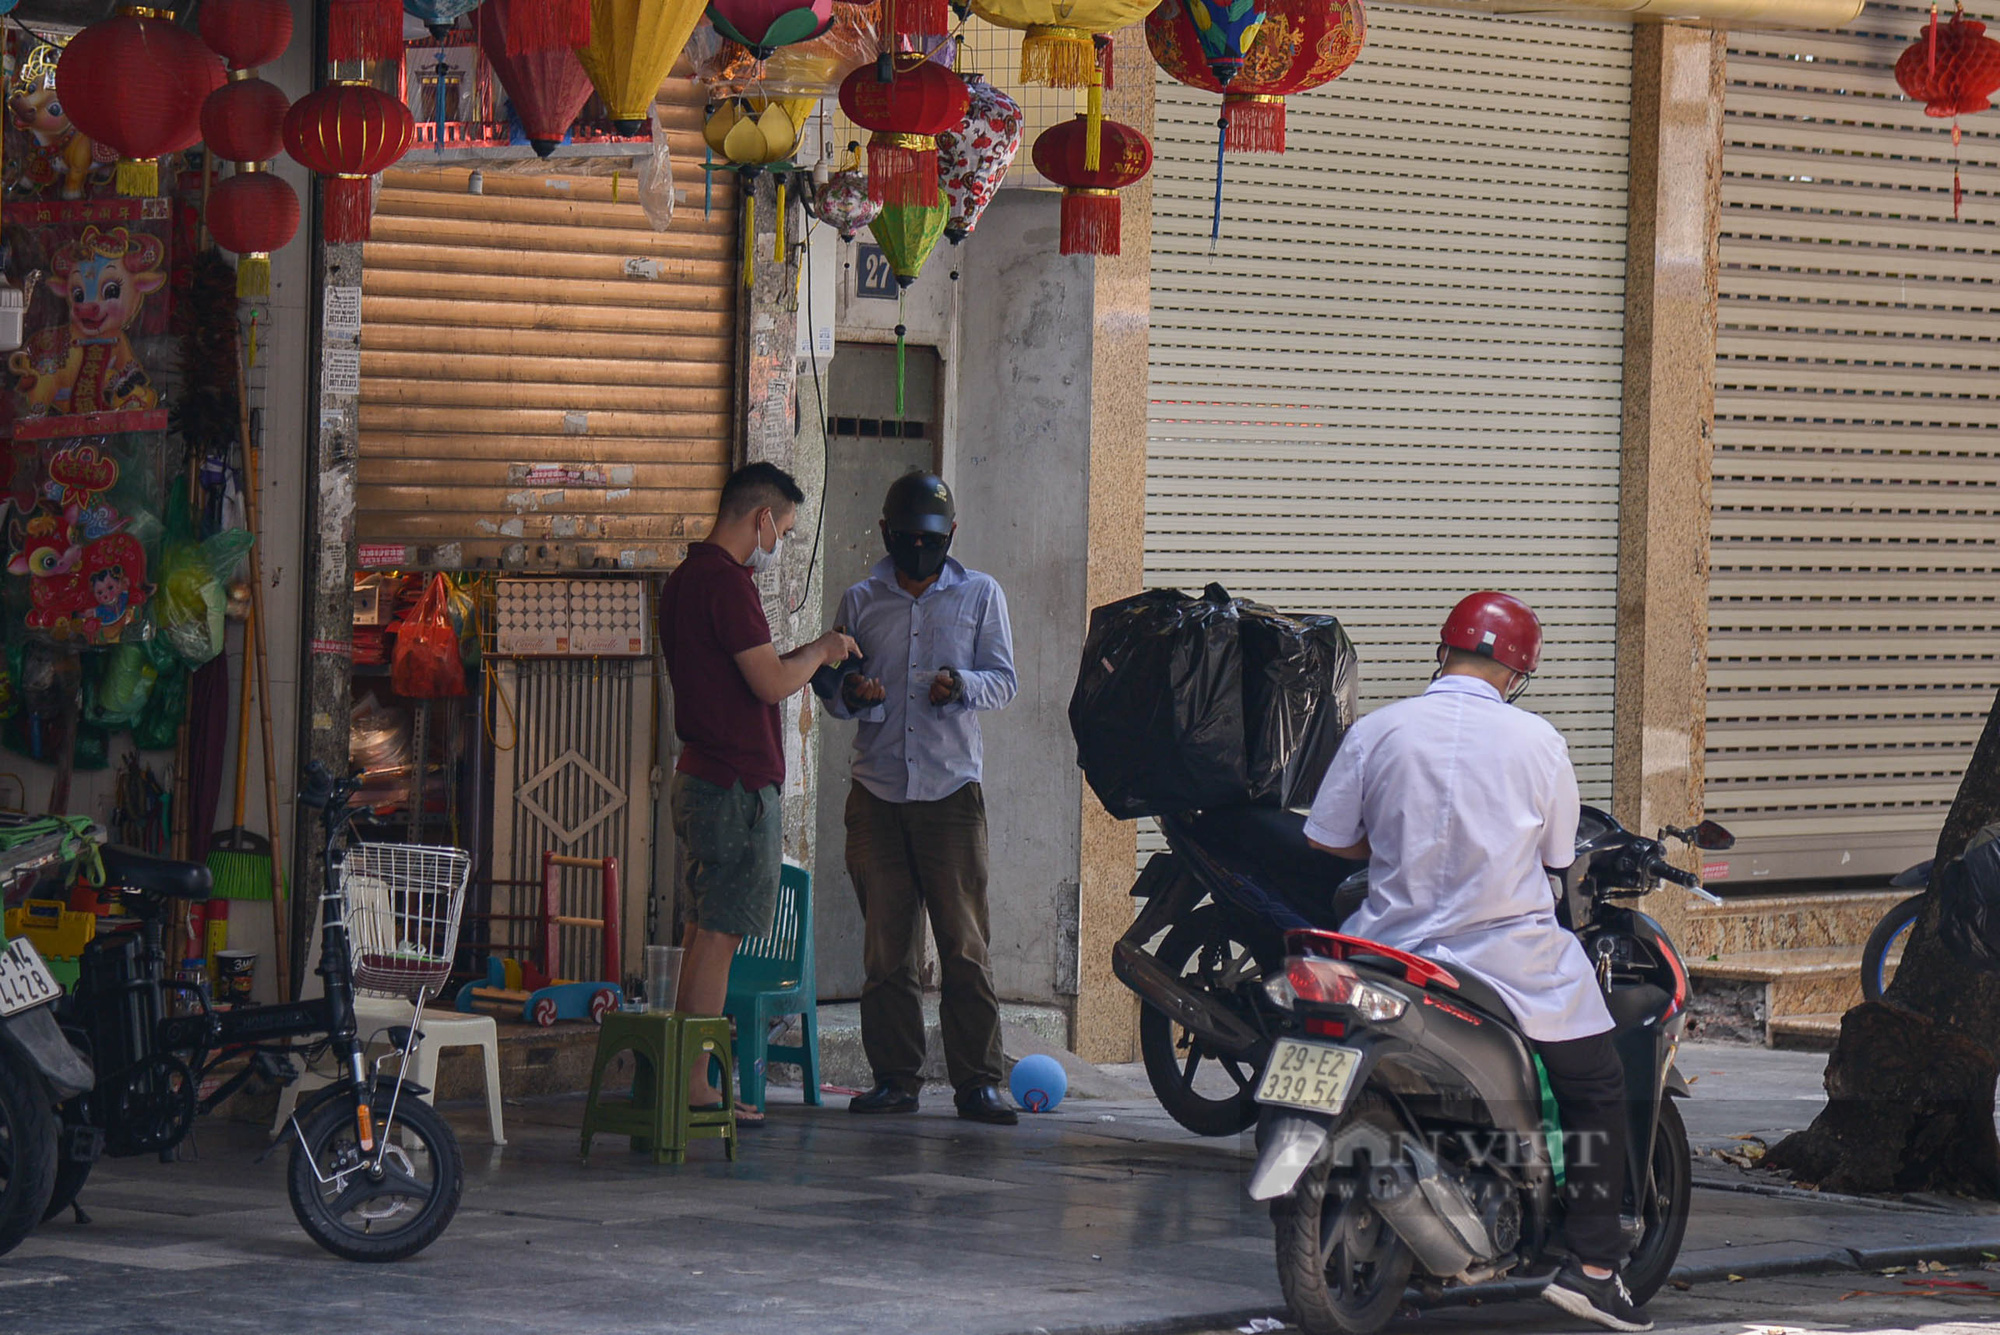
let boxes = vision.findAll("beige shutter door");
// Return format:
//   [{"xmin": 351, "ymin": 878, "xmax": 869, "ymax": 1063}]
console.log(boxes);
[
  {"xmin": 356, "ymin": 78, "xmax": 735, "ymax": 570},
  {"xmin": 1705, "ymin": 4, "xmax": 2000, "ymax": 883},
  {"xmin": 1147, "ymin": 8, "xmax": 1633, "ymax": 804}
]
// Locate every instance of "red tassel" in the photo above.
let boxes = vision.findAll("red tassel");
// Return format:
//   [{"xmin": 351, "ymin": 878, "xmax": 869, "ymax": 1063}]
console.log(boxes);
[
  {"xmin": 328, "ymin": 0, "xmax": 403, "ymax": 62},
  {"xmin": 886, "ymin": 0, "xmax": 950, "ymax": 40},
  {"xmin": 324, "ymin": 176, "xmax": 378, "ymax": 244},
  {"xmin": 505, "ymin": 0, "xmax": 593, "ymax": 54},
  {"xmin": 1059, "ymin": 190, "xmax": 1121, "ymax": 256},
  {"xmin": 1223, "ymin": 97, "xmax": 1286, "ymax": 153},
  {"xmin": 868, "ymin": 139, "xmax": 939, "ymax": 206}
]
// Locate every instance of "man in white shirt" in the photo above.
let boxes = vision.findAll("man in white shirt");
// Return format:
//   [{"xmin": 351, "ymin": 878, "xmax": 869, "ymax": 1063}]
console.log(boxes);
[{"xmin": 1304, "ymin": 593, "xmax": 1648, "ymax": 1334}]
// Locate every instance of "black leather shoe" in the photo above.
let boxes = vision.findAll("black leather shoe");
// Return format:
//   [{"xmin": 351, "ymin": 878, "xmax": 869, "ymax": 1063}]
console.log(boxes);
[
  {"xmin": 954, "ymin": 1084, "xmax": 1018, "ymax": 1125},
  {"xmin": 848, "ymin": 1082, "xmax": 919, "ymax": 1114}
]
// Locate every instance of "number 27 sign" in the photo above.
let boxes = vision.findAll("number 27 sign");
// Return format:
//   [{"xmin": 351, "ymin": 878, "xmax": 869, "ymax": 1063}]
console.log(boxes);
[{"xmin": 854, "ymin": 244, "xmax": 898, "ymax": 300}]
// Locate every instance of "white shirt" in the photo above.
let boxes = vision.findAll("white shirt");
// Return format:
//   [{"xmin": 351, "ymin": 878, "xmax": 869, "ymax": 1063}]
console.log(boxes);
[{"xmin": 1302, "ymin": 674, "xmax": 1612, "ymax": 1043}]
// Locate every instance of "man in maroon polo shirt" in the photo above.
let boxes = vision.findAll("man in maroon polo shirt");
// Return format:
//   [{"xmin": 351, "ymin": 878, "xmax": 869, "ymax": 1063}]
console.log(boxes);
[{"xmin": 659, "ymin": 462, "xmax": 856, "ymax": 1121}]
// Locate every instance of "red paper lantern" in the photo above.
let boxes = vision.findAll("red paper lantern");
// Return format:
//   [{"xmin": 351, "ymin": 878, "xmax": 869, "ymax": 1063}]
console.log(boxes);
[
  {"xmin": 838, "ymin": 55, "xmax": 970, "ymax": 206},
  {"xmin": 1894, "ymin": 6, "xmax": 2000, "ymax": 217},
  {"xmin": 56, "ymin": 8, "xmax": 226, "ymax": 196},
  {"xmin": 1148, "ymin": 0, "xmax": 1364, "ymax": 153},
  {"xmin": 1031, "ymin": 113, "xmax": 1151, "ymax": 256},
  {"xmin": 201, "ymin": 76, "xmax": 291, "ymax": 164},
  {"xmin": 208, "ymin": 167, "xmax": 300, "ymax": 295},
  {"xmin": 283, "ymin": 81, "xmax": 417, "ymax": 243},
  {"xmin": 198, "ymin": 0, "xmax": 294, "ymax": 70},
  {"xmin": 478, "ymin": 0, "xmax": 598, "ymax": 157}
]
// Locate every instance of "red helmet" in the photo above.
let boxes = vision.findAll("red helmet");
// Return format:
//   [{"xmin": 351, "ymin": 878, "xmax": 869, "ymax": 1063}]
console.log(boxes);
[{"xmin": 1440, "ymin": 592, "xmax": 1542, "ymax": 676}]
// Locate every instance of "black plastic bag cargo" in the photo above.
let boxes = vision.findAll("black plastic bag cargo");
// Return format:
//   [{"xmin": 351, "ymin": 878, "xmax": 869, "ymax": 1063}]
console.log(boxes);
[
  {"xmin": 1068, "ymin": 585, "xmax": 1247, "ymax": 819},
  {"xmin": 1938, "ymin": 823, "xmax": 2000, "ymax": 972},
  {"xmin": 1239, "ymin": 605, "xmax": 1359, "ymax": 808}
]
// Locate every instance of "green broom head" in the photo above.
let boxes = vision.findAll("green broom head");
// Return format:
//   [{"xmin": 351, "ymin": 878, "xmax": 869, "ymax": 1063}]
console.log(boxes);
[{"xmin": 207, "ymin": 827, "xmax": 273, "ymax": 901}]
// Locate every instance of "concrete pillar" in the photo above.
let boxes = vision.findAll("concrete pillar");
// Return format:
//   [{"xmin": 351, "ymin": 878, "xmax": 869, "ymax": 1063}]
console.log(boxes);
[
  {"xmin": 1074, "ymin": 27, "xmax": 1155, "ymax": 1063},
  {"xmin": 1612, "ymin": 24, "xmax": 1726, "ymax": 903}
]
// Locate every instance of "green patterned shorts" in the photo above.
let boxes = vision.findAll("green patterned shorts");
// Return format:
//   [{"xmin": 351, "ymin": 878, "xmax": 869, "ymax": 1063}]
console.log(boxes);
[{"xmin": 670, "ymin": 772, "xmax": 781, "ymax": 938}]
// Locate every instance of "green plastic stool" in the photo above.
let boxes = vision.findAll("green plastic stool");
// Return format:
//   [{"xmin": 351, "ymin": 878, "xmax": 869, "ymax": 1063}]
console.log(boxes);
[{"xmin": 581, "ymin": 1012, "xmax": 738, "ymax": 1165}]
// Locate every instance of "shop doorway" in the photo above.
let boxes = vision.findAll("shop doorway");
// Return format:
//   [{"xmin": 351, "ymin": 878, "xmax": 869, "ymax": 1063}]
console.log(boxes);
[{"xmin": 813, "ymin": 341, "xmax": 941, "ymax": 999}]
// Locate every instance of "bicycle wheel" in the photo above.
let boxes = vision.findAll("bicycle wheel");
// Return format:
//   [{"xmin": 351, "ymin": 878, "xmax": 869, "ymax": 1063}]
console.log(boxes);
[
  {"xmin": 287, "ymin": 1086, "xmax": 462, "ymax": 1262},
  {"xmin": 1862, "ymin": 894, "xmax": 1926, "ymax": 1003},
  {"xmin": 0, "ymin": 1057, "xmax": 57, "ymax": 1257}
]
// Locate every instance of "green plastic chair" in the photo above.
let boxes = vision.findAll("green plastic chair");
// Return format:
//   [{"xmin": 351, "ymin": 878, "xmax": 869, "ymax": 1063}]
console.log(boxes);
[{"xmin": 724, "ymin": 863, "xmax": 821, "ymax": 1110}]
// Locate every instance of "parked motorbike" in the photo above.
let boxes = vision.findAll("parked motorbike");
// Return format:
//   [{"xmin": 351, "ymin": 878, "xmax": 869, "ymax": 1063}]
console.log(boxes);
[
  {"xmin": 3, "ymin": 764, "xmax": 465, "ymax": 1263},
  {"xmin": 1861, "ymin": 859, "xmax": 1931, "ymax": 1003},
  {"xmin": 1245, "ymin": 809, "xmax": 1731, "ymax": 1334}
]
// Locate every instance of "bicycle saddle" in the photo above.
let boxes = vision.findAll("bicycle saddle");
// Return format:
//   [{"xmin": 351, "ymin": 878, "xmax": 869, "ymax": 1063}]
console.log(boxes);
[{"xmin": 103, "ymin": 845, "xmax": 214, "ymax": 899}]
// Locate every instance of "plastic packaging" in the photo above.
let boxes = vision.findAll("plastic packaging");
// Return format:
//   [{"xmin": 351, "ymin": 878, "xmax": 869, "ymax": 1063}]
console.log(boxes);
[
  {"xmin": 1239, "ymin": 604, "xmax": 1359, "ymax": 808},
  {"xmin": 349, "ymin": 693, "xmax": 412, "ymax": 811},
  {"xmin": 634, "ymin": 111, "xmax": 676, "ymax": 233},
  {"xmin": 89, "ymin": 640, "xmax": 158, "ymax": 727},
  {"xmin": 391, "ymin": 573, "xmax": 468, "ymax": 699},
  {"xmin": 1068, "ymin": 584, "xmax": 1361, "ymax": 818},
  {"xmin": 1068, "ymin": 585, "xmax": 1247, "ymax": 819},
  {"xmin": 156, "ymin": 529, "xmax": 253, "ymax": 666},
  {"xmin": 1939, "ymin": 823, "xmax": 2000, "ymax": 971}
]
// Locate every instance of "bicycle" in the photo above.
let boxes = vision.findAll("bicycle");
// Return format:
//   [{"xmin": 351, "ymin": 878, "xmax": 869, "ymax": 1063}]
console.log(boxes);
[{"xmin": 26, "ymin": 762, "xmax": 468, "ymax": 1262}]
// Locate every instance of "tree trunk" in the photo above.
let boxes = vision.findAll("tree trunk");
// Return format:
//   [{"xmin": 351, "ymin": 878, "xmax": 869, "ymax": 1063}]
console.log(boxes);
[{"xmin": 1765, "ymin": 686, "xmax": 2000, "ymax": 1196}]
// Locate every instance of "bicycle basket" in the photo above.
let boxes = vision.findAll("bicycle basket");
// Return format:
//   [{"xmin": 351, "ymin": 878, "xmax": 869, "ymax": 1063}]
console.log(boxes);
[{"xmin": 341, "ymin": 842, "xmax": 472, "ymax": 998}]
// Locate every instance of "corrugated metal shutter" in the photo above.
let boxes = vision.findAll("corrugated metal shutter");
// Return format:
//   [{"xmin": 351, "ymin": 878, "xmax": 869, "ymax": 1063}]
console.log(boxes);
[
  {"xmin": 357, "ymin": 78, "xmax": 735, "ymax": 570},
  {"xmin": 1147, "ymin": 7, "xmax": 1632, "ymax": 804},
  {"xmin": 1704, "ymin": 4, "xmax": 2000, "ymax": 884}
]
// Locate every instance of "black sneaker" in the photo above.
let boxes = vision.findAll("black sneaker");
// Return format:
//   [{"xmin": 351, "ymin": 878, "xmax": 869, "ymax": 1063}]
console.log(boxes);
[{"xmin": 1541, "ymin": 1259, "xmax": 1652, "ymax": 1332}]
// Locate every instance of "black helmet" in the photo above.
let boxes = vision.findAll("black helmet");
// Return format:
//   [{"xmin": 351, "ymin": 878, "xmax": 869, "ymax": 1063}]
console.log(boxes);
[{"xmin": 882, "ymin": 471, "xmax": 955, "ymax": 536}]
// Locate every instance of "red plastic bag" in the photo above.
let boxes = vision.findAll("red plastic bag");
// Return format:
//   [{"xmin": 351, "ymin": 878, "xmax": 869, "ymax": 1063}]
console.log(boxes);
[{"xmin": 391, "ymin": 574, "xmax": 467, "ymax": 698}]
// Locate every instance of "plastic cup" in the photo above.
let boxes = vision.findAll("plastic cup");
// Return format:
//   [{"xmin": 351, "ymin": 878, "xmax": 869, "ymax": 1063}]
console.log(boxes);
[{"xmin": 645, "ymin": 945, "xmax": 683, "ymax": 1014}]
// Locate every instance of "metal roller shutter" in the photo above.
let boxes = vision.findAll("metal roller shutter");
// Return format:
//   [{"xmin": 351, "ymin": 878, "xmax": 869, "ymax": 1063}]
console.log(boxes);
[
  {"xmin": 1146, "ymin": 7, "xmax": 1632, "ymax": 803},
  {"xmin": 356, "ymin": 78, "xmax": 735, "ymax": 570},
  {"xmin": 1705, "ymin": 4, "xmax": 2000, "ymax": 884}
]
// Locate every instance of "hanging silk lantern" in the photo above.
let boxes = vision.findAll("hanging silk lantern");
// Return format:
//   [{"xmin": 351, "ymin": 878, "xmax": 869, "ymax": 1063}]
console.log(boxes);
[
  {"xmin": 500, "ymin": 0, "xmax": 593, "ymax": 52},
  {"xmin": 201, "ymin": 77, "xmax": 291, "ymax": 164},
  {"xmin": 207, "ymin": 167, "xmax": 300, "ymax": 296},
  {"xmin": 1032, "ymin": 113, "xmax": 1150, "ymax": 256},
  {"xmin": 965, "ymin": 0, "xmax": 1154, "ymax": 87},
  {"xmin": 1179, "ymin": 0, "xmax": 1266, "ymax": 88},
  {"xmin": 937, "ymin": 74, "xmax": 1021, "ymax": 243},
  {"xmin": 330, "ymin": 0, "xmax": 405, "ymax": 61},
  {"xmin": 707, "ymin": 97, "xmax": 810, "ymax": 282},
  {"xmin": 198, "ymin": 0, "xmax": 294, "ymax": 68},
  {"xmin": 405, "ymin": 0, "xmax": 486, "ymax": 39},
  {"xmin": 706, "ymin": 0, "xmax": 834, "ymax": 59},
  {"xmin": 283, "ymin": 82, "xmax": 418, "ymax": 243},
  {"xmin": 814, "ymin": 164, "xmax": 879, "ymax": 240},
  {"xmin": 579, "ymin": 0, "xmax": 712, "ymax": 134},
  {"xmin": 478, "ymin": 0, "xmax": 598, "ymax": 156},
  {"xmin": 1895, "ymin": 3, "xmax": 2000, "ymax": 217},
  {"xmin": 56, "ymin": 8, "xmax": 225, "ymax": 196},
  {"xmin": 687, "ymin": 2, "xmax": 875, "ymax": 97},
  {"xmin": 868, "ymin": 200, "xmax": 945, "ymax": 416},
  {"xmin": 1148, "ymin": 0, "xmax": 1363, "ymax": 153},
  {"xmin": 838, "ymin": 54, "xmax": 968, "ymax": 206}
]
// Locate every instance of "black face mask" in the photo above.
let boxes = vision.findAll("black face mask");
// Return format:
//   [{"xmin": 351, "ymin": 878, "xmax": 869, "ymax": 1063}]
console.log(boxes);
[{"xmin": 886, "ymin": 530, "xmax": 951, "ymax": 581}]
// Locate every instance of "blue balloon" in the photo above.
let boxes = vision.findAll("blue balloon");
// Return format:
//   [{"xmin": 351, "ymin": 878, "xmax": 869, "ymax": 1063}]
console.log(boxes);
[{"xmin": 1009, "ymin": 1054, "xmax": 1067, "ymax": 1113}]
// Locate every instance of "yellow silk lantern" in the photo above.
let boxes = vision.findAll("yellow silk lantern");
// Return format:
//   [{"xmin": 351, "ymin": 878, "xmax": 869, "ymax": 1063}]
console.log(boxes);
[
  {"xmin": 579, "ymin": 0, "xmax": 710, "ymax": 132},
  {"xmin": 965, "ymin": 0, "xmax": 1156, "ymax": 87},
  {"xmin": 707, "ymin": 97, "xmax": 814, "ymax": 284}
]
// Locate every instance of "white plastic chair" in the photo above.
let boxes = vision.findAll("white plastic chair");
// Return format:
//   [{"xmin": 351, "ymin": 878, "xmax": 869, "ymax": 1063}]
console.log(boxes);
[{"xmin": 270, "ymin": 998, "xmax": 506, "ymax": 1145}]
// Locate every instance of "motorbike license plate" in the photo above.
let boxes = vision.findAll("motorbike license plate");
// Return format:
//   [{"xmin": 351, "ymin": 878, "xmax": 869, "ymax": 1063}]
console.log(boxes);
[
  {"xmin": 1255, "ymin": 1038, "xmax": 1363, "ymax": 1115},
  {"xmin": 0, "ymin": 936, "xmax": 60, "ymax": 1018}
]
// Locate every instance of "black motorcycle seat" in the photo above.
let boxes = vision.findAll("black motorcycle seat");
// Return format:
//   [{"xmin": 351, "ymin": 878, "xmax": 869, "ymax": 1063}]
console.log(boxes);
[
  {"xmin": 1184, "ymin": 805, "xmax": 1365, "ymax": 917},
  {"xmin": 102, "ymin": 845, "xmax": 214, "ymax": 899}
]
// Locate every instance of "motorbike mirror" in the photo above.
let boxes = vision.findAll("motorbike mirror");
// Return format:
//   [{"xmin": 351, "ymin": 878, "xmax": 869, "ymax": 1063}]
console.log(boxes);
[{"xmin": 1692, "ymin": 820, "xmax": 1735, "ymax": 851}]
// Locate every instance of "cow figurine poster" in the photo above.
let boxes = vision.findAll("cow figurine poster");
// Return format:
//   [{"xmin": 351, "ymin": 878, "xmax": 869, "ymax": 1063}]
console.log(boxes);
[
  {"xmin": 3, "ymin": 436, "xmax": 158, "ymax": 646},
  {"xmin": 5, "ymin": 197, "xmax": 174, "ymax": 440}
]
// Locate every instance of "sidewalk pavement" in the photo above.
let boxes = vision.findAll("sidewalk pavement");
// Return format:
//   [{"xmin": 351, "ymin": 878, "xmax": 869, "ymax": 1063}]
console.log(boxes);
[{"xmin": 4, "ymin": 1042, "xmax": 2000, "ymax": 1335}]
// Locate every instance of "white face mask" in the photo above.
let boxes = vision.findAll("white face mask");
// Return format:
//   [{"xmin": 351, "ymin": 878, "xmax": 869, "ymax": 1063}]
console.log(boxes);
[{"xmin": 745, "ymin": 510, "xmax": 782, "ymax": 574}]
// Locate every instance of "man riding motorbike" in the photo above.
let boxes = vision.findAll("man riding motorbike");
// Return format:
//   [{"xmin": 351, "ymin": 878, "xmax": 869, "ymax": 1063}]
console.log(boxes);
[{"xmin": 1302, "ymin": 592, "xmax": 1648, "ymax": 1333}]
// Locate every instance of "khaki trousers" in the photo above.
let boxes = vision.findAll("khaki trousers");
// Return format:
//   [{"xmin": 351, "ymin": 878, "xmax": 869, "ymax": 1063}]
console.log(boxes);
[{"xmin": 844, "ymin": 780, "xmax": 1004, "ymax": 1094}]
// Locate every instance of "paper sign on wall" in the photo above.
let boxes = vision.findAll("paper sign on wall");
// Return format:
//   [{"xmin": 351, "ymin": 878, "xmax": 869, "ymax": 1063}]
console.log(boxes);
[
  {"xmin": 324, "ymin": 286, "xmax": 362, "ymax": 334},
  {"xmin": 322, "ymin": 345, "xmax": 360, "ymax": 397}
]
